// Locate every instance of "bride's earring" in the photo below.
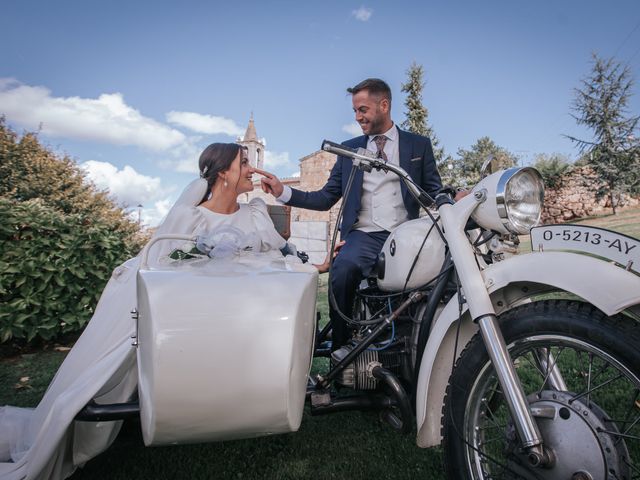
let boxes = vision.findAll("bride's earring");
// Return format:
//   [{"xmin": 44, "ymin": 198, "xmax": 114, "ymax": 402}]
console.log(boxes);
[{"xmin": 224, "ymin": 179, "xmax": 228, "ymax": 188}]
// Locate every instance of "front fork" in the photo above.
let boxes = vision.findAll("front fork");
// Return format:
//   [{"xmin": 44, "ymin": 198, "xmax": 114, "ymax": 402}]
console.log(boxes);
[
  {"xmin": 439, "ymin": 194, "xmax": 552, "ymax": 466},
  {"xmin": 476, "ymin": 314, "xmax": 553, "ymax": 466}
]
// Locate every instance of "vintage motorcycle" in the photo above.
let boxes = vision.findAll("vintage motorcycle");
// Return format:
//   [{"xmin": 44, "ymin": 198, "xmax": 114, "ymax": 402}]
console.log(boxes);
[{"xmin": 82, "ymin": 140, "xmax": 640, "ymax": 479}]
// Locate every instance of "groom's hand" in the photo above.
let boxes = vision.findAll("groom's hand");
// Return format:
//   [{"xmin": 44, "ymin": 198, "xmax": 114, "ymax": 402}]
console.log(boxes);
[{"xmin": 254, "ymin": 168, "xmax": 284, "ymax": 198}]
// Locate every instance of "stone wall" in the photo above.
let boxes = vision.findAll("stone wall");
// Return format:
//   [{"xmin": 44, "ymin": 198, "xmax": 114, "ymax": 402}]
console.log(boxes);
[
  {"xmin": 541, "ymin": 166, "xmax": 639, "ymax": 224},
  {"xmin": 291, "ymin": 150, "xmax": 340, "ymax": 243}
]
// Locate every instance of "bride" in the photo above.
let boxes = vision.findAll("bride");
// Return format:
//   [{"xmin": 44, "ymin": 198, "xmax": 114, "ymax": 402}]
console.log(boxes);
[{"xmin": 0, "ymin": 142, "xmax": 303, "ymax": 480}]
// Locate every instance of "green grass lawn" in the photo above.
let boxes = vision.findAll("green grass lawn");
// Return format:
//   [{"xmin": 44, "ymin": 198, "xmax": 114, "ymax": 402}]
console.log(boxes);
[
  {"xmin": 2, "ymin": 207, "xmax": 639, "ymax": 479},
  {"xmin": 0, "ymin": 275, "xmax": 444, "ymax": 480}
]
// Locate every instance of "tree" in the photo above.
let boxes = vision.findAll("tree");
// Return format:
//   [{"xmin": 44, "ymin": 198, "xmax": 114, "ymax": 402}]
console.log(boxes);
[
  {"xmin": 436, "ymin": 153, "xmax": 461, "ymax": 187},
  {"xmin": 0, "ymin": 118, "xmax": 145, "ymax": 342},
  {"xmin": 532, "ymin": 153, "xmax": 572, "ymax": 189},
  {"xmin": 454, "ymin": 136, "xmax": 518, "ymax": 185},
  {"xmin": 0, "ymin": 119, "xmax": 136, "ymax": 227},
  {"xmin": 567, "ymin": 54, "xmax": 640, "ymax": 214},
  {"xmin": 401, "ymin": 62, "xmax": 445, "ymax": 163}
]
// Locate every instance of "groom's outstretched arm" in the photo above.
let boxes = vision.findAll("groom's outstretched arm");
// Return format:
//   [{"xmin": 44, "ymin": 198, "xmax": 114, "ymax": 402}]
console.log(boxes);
[{"xmin": 257, "ymin": 161, "xmax": 343, "ymax": 212}]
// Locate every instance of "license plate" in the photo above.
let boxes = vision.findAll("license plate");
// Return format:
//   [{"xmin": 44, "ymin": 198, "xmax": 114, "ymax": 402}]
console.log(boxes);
[{"xmin": 530, "ymin": 225, "xmax": 640, "ymax": 274}]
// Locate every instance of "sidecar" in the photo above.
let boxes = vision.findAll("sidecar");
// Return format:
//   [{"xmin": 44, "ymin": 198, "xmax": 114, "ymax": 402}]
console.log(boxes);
[{"xmin": 134, "ymin": 246, "xmax": 318, "ymax": 446}]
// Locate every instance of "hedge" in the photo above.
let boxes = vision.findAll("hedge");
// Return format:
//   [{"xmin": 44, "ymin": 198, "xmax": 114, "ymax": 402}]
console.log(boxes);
[{"xmin": 0, "ymin": 197, "xmax": 140, "ymax": 342}]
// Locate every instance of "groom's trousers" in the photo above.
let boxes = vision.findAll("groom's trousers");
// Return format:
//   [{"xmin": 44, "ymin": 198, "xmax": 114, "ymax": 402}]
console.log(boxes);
[{"xmin": 329, "ymin": 230, "xmax": 389, "ymax": 350}]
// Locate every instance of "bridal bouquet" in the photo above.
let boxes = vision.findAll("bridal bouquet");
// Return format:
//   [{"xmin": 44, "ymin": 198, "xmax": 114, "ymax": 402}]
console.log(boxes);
[
  {"xmin": 168, "ymin": 241, "xmax": 205, "ymax": 260},
  {"xmin": 168, "ymin": 226, "xmax": 256, "ymax": 261}
]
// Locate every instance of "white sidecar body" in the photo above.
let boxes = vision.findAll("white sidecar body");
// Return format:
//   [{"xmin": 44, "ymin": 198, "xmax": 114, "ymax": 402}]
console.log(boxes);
[{"xmin": 135, "ymin": 254, "xmax": 318, "ymax": 446}]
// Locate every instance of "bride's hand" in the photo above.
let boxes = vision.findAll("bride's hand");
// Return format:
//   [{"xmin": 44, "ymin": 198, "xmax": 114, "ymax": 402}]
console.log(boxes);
[
  {"xmin": 314, "ymin": 240, "xmax": 345, "ymax": 274},
  {"xmin": 254, "ymin": 168, "xmax": 284, "ymax": 198}
]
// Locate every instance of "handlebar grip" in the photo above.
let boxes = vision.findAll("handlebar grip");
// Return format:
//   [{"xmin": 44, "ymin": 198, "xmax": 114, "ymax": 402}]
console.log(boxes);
[{"xmin": 321, "ymin": 140, "xmax": 356, "ymax": 155}]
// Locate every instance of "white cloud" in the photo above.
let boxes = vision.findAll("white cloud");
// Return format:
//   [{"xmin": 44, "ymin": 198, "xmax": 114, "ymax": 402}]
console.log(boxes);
[
  {"xmin": 0, "ymin": 79, "xmax": 185, "ymax": 151},
  {"xmin": 153, "ymin": 198, "xmax": 173, "ymax": 219},
  {"xmin": 352, "ymin": 6, "xmax": 372, "ymax": 21},
  {"xmin": 264, "ymin": 150, "xmax": 293, "ymax": 169},
  {"xmin": 0, "ymin": 77, "xmax": 17, "ymax": 89},
  {"xmin": 166, "ymin": 111, "xmax": 244, "ymax": 137},
  {"xmin": 81, "ymin": 160, "xmax": 178, "ymax": 227},
  {"xmin": 141, "ymin": 198, "xmax": 173, "ymax": 227},
  {"xmin": 158, "ymin": 136, "xmax": 204, "ymax": 174},
  {"xmin": 342, "ymin": 122, "xmax": 363, "ymax": 136},
  {"xmin": 291, "ymin": 171, "xmax": 300, "ymax": 178},
  {"xmin": 81, "ymin": 160, "xmax": 168, "ymax": 207},
  {"xmin": 160, "ymin": 158, "xmax": 199, "ymax": 174}
]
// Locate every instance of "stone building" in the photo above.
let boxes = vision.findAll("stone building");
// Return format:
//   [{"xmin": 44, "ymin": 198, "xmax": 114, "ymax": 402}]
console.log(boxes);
[{"xmin": 237, "ymin": 114, "xmax": 264, "ymax": 171}]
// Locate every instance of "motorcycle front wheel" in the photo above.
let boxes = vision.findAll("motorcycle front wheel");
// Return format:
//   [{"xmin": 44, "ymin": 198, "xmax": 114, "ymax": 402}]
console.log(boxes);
[{"xmin": 441, "ymin": 299, "xmax": 640, "ymax": 480}]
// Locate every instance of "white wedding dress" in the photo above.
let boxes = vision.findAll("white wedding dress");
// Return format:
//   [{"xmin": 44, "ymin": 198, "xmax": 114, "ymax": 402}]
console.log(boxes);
[{"xmin": 0, "ymin": 180, "xmax": 287, "ymax": 480}]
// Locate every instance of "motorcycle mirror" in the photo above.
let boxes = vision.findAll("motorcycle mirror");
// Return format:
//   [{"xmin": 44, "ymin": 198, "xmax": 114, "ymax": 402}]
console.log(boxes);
[{"xmin": 479, "ymin": 154, "xmax": 494, "ymax": 178}]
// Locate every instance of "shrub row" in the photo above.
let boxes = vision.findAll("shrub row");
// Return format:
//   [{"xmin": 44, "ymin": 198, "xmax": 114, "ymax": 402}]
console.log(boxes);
[{"xmin": 0, "ymin": 197, "xmax": 140, "ymax": 342}]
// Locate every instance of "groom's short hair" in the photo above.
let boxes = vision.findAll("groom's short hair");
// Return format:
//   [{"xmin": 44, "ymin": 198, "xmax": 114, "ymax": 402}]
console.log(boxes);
[{"xmin": 347, "ymin": 78, "xmax": 392, "ymax": 103}]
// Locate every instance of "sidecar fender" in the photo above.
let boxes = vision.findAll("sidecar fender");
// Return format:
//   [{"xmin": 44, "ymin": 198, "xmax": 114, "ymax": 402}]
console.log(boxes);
[{"xmin": 415, "ymin": 251, "xmax": 640, "ymax": 448}]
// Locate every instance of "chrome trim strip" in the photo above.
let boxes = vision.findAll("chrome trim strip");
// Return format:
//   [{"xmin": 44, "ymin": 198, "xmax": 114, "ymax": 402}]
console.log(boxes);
[{"xmin": 495, "ymin": 167, "xmax": 521, "ymax": 221}]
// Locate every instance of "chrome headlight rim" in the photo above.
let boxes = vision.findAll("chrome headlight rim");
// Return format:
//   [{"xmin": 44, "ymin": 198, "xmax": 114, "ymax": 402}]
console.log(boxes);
[{"xmin": 496, "ymin": 167, "xmax": 544, "ymax": 234}]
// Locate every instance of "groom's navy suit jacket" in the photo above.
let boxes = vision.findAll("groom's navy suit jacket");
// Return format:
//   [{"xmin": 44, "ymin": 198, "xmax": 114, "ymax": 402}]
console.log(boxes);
[{"xmin": 287, "ymin": 128, "xmax": 442, "ymax": 237}]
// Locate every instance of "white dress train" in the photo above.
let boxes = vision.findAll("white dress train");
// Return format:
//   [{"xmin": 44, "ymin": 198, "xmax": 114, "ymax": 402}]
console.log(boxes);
[{"xmin": 0, "ymin": 179, "xmax": 286, "ymax": 480}]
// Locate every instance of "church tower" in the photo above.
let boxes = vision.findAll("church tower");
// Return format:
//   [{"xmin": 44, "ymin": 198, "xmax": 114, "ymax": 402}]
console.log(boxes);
[{"xmin": 237, "ymin": 114, "xmax": 264, "ymax": 170}]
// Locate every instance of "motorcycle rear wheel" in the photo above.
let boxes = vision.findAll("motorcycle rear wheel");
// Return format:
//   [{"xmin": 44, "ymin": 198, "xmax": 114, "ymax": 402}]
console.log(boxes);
[{"xmin": 441, "ymin": 299, "xmax": 640, "ymax": 480}]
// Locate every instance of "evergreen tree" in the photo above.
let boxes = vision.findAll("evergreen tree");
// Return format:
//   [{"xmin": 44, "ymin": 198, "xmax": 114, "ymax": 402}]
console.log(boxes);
[
  {"xmin": 436, "ymin": 153, "xmax": 461, "ymax": 187},
  {"xmin": 401, "ymin": 62, "xmax": 445, "ymax": 163},
  {"xmin": 567, "ymin": 54, "xmax": 640, "ymax": 214}
]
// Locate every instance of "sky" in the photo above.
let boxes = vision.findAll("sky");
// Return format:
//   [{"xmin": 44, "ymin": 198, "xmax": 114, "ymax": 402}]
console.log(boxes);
[{"xmin": 1, "ymin": 0, "xmax": 639, "ymax": 226}]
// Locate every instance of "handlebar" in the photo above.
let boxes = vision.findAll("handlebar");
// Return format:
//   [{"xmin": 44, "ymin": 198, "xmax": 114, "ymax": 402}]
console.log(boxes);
[
  {"xmin": 321, "ymin": 140, "xmax": 368, "ymax": 160},
  {"xmin": 321, "ymin": 139, "xmax": 435, "ymax": 208}
]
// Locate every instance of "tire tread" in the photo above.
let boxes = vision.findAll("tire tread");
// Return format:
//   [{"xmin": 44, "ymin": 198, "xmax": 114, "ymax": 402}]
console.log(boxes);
[{"xmin": 439, "ymin": 299, "xmax": 640, "ymax": 479}]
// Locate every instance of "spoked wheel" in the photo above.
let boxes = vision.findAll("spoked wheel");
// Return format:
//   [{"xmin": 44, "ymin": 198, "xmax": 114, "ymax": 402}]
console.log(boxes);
[{"xmin": 442, "ymin": 300, "xmax": 640, "ymax": 480}]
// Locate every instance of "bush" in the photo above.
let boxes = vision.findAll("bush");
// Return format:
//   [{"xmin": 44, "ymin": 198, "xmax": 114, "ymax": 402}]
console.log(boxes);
[
  {"xmin": 0, "ymin": 198, "xmax": 141, "ymax": 342},
  {"xmin": 0, "ymin": 119, "xmax": 145, "ymax": 343},
  {"xmin": 453, "ymin": 137, "xmax": 518, "ymax": 186},
  {"xmin": 0, "ymin": 119, "xmax": 139, "ymax": 227},
  {"xmin": 532, "ymin": 154, "xmax": 572, "ymax": 189}
]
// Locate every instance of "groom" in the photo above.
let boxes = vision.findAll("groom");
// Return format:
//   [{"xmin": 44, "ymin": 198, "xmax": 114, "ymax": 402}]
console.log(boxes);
[{"xmin": 261, "ymin": 78, "xmax": 442, "ymax": 349}]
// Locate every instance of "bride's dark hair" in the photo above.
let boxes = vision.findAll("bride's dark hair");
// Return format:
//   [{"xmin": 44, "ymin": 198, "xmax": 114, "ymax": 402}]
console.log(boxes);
[{"xmin": 198, "ymin": 143, "xmax": 246, "ymax": 203}]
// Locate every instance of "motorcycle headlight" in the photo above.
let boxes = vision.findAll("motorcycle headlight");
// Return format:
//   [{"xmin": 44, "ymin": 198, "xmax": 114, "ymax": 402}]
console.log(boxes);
[{"xmin": 471, "ymin": 167, "xmax": 544, "ymax": 235}]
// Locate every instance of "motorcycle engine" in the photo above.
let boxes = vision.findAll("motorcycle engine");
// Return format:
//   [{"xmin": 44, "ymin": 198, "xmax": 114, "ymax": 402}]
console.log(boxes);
[{"xmin": 330, "ymin": 345, "xmax": 404, "ymax": 390}]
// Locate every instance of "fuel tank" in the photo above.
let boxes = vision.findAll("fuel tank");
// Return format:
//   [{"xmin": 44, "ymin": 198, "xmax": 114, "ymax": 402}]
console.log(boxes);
[{"xmin": 376, "ymin": 217, "xmax": 446, "ymax": 291}]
